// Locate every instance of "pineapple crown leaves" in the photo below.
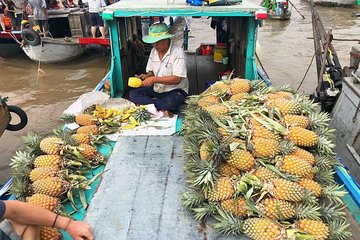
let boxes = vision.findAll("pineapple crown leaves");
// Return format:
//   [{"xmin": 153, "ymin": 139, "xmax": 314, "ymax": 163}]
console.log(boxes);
[
  {"xmin": 0, "ymin": 96, "xmax": 8, "ymax": 103},
  {"xmin": 314, "ymin": 169, "xmax": 336, "ymax": 186},
  {"xmin": 22, "ymin": 131, "xmax": 44, "ymax": 155},
  {"xmin": 328, "ymin": 220, "xmax": 352, "ymax": 240},
  {"xmin": 314, "ymin": 154, "xmax": 339, "ymax": 171},
  {"xmin": 302, "ymin": 189, "xmax": 319, "ymax": 206},
  {"xmin": 184, "ymin": 157, "xmax": 220, "ymax": 189},
  {"xmin": 294, "ymin": 202, "xmax": 322, "ymax": 221},
  {"xmin": 308, "ymin": 112, "xmax": 331, "ymax": 129},
  {"xmin": 10, "ymin": 151, "xmax": 35, "ymax": 177},
  {"xmin": 192, "ymin": 202, "xmax": 218, "ymax": 221},
  {"xmin": 316, "ymin": 135, "xmax": 336, "ymax": 156},
  {"xmin": 212, "ymin": 207, "xmax": 244, "ymax": 235},
  {"xmin": 53, "ymin": 128, "xmax": 78, "ymax": 146},
  {"xmin": 321, "ymin": 184, "xmax": 347, "ymax": 204},
  {"xmin": 181, "ymin": 188, "xmax": 206, "ymax": 209},
  {"xmin": 60, "ymin": 114, "xmax": 76, "ymax": 123},
  {"xmin": 319, "ymin": 202, "xmax": 347, "ymax": 222},
  {"xmin": 272, "ymin": 85, "xmax": 297, "ymax": 94}
]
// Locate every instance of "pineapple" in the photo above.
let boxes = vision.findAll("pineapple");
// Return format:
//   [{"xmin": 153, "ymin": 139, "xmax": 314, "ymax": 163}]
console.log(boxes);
[
  {"xmin": 40, "ymin": 226, "xmax": 62, "ymax": 240},
  {"xmin": 219, "ymin": 164, "xmax": 240, "ymax": 177},
  {"xmin": 230, "ymin": 93, "xmax": 249, "ymax": 101},
  {"xmin": 288, "ymin": 127, "xmax": 318, "ymax": 147},
  {"xmin": 298, "ymin": 178, "xmax": 322, "ymax": 197},
  {"xmin": 61, "ymin": 113, "xmax": 98, "ymax": 126},
  {"xmin": 198, "ymin": 95, "xmax": 220, "ymax": 108},
  {"xmin": 270, "ymin": 178, "xmax": 305, "ymax": 202},
  {"xmin": 227, "ymin": 149, "xmax": 255, "ymax": 171},
  {"xmin": 290, "ymin": 148, "xmax": 315, "ymax": 165},
  {"xmin": 242, "ymin": 218, "xmax": 283, "ymax": 240},
  {"xmin": 251, "ymin": 124, "xmax": 282, "ymax": 142},
  {"xmin": 272, "ymin": 99, "xmax": 302, "ymax": 116},
  {"xmin": 251, "ymin": 137, "xmax": 280, "ymax": 158},
  {"xmin": 230, "ymin": 78, "xmax": 251, "ymax": 95},
  {"xmin": 76, "ymin": 125, "xmax": 99, "ymax": 135},
  {"xmin": 204, "ymin": 103, "xmax": 228, "ymax": 116},
  {"xmin": 209, "ymin": 81, "xmax": 230, "ymax": 95},
  {"xmin": 34, "ymin": 155, "xmax": 62, "ymax": 168},
  {"xmin": 283, "ymin": 115, "xmax": 310, "ymax": 128},
  {"xmin": 32, "ymin": 177, "xmax": 67, "ymax": 197},
  {"xmin": 259, "ymin": 198, "xmax": 296, "ymax": 220},
  {"xmin": 208, "ymin": 177, "xmax": 234, "ymax": 202},
  {"xmin": 78, "ymin": 143, "xmax": 98, "ymax": 160},
  {"xmin": 26, "ymin": 194, "xmax": 60, "ymax": 212},
  {"xmin": 297, "ymin": 219, "xmax": 329, "ymax": 240},
  {"xmin": 280, "ymin": 155, "xmax": 312, "ymax": 177},
  {"xmin": 39, "ymin": 137, "xmax": 64, "ymax": 155},
  {"xmin": 253, "ymin": 167, "xmax": 278, "ymax": 182},
  {"xmin": 71, "ymin": 133, "xmax": 91, "ymax": 144},
  {"xmin": 199, "ymin": 141, "xmax": 210, "ymax": 160},
  {"xmin": 221, "ymin": 197, "xmax": 248, "ymax": 217},
  {"xmin": 275, "ymin": 91, "xmax": 293, "ymax": 99},
  {"xmin": 29, "ymin": 166, "xmax": 59, "ymax": 182}
]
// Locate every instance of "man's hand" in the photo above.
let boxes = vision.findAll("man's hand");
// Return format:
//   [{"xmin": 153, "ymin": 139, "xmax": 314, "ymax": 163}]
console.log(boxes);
[
  {"xmin": 66, "ymin": 220, "xmax": 94, "ymax": 240},
  {"xmin": 142, "ymin": 76, "xmax": 157, "ymax": 87},
  {"xmin": 138, "ymin": 74, "xmax": 148, "ymax": 80}
]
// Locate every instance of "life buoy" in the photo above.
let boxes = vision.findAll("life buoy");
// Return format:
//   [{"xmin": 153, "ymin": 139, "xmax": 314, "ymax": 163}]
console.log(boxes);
[
  {"xmin": 6, "ymin": 105, "xmax": 28, "ymax": 131},
  {"xmin": 85, "ymin": 44, "xmax": 109, "ymax": 57},
  {"xmin": 21, "ymin": 29, "xmax": 41, "ymax": 46}
]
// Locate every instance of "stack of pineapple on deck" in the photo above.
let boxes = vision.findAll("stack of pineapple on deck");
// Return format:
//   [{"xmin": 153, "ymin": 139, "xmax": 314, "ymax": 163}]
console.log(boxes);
[
  {"xmin": 182, "ymin": 78, "xmax": 352, "ymax": 240},
  {"xmin": 9, "ymin": 113, "xmax": 107, "ymax": 240}
]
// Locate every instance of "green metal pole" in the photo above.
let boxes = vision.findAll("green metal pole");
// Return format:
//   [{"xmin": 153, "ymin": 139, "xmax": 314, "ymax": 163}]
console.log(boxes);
[
  {"xmin": 108, "ymin": 19, "xmax": 124, "ymax": 98},
  {"xmin": 245, "ymin": 16, "xmax": 258, "ymax": 80}
]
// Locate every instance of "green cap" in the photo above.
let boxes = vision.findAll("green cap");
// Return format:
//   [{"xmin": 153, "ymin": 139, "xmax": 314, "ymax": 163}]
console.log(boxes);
[{"xmin": 142, "ymin": 23, "xmax": 174, "ymax": 44}]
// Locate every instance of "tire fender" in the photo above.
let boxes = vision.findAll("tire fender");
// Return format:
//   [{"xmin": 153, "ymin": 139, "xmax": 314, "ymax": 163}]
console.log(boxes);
[
  {"xmin": 21, "ymin": 29, "xmax": 41, "ymax": 46},
  {"xmin": 6, "ymin": 105, "xmax": 28, "ymax": 131}
]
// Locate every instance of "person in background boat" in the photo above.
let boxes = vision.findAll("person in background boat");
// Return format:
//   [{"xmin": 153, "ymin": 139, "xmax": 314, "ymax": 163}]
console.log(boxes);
[
  {"xmin": 275, "ymin": 0, "xmax": 283, "ymax": 15},
  {"xmin": 4, "ymin": 0, "xmax": 21, "ymax": 30},
  {"xmin": 0, "ymin": 200, "xmax": 94, "ymax": 239},
  {"xmin": 0, "ymin": 0, "xmax": 6, "ymax": 31},
  {"xmin": 129, "ymin": 23, "xmax": 188, "ymax": 117},
  {"xmin": 88, "ymin": 0, "xmax": 106, "ymax": 38},
  {"xmin": 27, "ymin": 0, "xmax": 49, "ymax": 35}
]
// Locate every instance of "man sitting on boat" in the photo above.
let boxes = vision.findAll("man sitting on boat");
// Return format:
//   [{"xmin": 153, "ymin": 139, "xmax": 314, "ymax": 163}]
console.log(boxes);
[{"xmin": 129, "ymin": 23, "xmax": 189, "ymax": 117}]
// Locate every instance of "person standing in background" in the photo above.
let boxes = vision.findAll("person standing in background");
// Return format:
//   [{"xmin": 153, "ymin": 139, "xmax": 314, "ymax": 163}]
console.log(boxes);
[
  {"xmin": 88, "ymin": 0, "xmax": 106, "ymax": 38},
  {"xmin": 4, "ymin": 0, "xmax": 22, "ymax": 30},
  {"xmin": 27, "ymin": 0, "xmax": 48, "ymax": 35},
  {"xmin": 0, "ymin": 0, "xmax": 6, "ymax": 31}
]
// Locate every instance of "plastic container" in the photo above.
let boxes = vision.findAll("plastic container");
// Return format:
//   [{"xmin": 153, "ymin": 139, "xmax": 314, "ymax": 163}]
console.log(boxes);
[
  {"xmin": 201, "ymin": 45, "xmax": 212, "ymax": 56},
  {"xmin": 213, "ymin": 43, "xmax": 228, "ymax": 63}
]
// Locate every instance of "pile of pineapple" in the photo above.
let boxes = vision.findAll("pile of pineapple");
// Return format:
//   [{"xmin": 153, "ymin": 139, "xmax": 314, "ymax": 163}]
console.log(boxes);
[
  {"xmin": 182, "ymin": 78, "xmax": 352, "ymax": 240},
  {"xmin": 10, "ymin": 113, "xmax": 109, "ymax": 240}
]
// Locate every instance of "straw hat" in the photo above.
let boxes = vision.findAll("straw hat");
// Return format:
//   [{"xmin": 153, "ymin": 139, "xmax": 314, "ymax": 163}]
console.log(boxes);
[{"xmin": 142, "ymin": 23, "xmax": 174, "ymax": 44}]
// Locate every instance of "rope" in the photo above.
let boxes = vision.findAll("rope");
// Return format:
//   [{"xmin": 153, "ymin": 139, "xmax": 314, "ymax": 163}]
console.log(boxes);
[
  {"xmin": 255, "ymin": 52, "xmax": 270, "ymax": 80},
  {"xmin": 36, "ymin": 39, "xmax": 44, "ymax": 83},
  {"xmin": 6, "ymin": 32, "xmax": 21, "ymax": 45},
  {"xmin": 297, "ymin": 50, "xmax": 316, "ymax": 91}
]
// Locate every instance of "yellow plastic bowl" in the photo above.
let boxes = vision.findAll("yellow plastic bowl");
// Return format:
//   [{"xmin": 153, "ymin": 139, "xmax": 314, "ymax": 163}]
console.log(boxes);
[{"xmin": 128, "ymin": 77, "xmax": 142, "ymax": 88}]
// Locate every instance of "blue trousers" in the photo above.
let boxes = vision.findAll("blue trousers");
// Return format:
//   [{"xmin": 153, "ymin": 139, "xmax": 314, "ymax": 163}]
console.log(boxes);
[{"xmin": 129, "ymin": 87, "xmax": 188, "ymax": 111}]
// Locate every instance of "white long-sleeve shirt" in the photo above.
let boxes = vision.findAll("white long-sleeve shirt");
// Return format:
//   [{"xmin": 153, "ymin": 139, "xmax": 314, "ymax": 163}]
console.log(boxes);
[{"xmin": 88, "ymin": 0, "xmax": 106, "ymax": 13}]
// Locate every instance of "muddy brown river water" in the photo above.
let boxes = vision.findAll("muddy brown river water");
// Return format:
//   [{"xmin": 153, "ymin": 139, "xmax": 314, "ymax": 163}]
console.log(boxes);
[{"xmin": 0, "ymin": 1, "xmax": 359, "ymax": 185}]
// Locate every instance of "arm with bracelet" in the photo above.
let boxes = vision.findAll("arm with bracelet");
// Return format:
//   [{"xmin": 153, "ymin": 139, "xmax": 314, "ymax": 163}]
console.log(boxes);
[{"xmin": 0, "ymin": 200, "xmax": 93, "ymax": 240}]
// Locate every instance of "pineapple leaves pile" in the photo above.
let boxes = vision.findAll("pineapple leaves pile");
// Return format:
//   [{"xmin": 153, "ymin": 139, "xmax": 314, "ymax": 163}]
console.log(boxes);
[{"xmin": 182, "ymin": 78, "xmax": 351, "ymax": 240}]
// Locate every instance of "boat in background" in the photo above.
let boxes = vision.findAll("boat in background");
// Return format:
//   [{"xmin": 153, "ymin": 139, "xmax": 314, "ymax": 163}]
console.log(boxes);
[
  {"xmin": 263, "ymin": 0, "xmax": 291, "ymax": 20},
  {"xmin": 0, "ymin": 31, "xmax": 22, "ymax": 58},
  {"xmin": 21, "ymin": 8, "xmax": 110, "ymax": 63}
]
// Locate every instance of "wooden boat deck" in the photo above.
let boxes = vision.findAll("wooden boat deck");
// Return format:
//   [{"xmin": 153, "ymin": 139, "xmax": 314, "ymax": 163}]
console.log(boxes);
[{"xmin": 84, "ymin": 135, "xmax": 248, "ymax": 239}]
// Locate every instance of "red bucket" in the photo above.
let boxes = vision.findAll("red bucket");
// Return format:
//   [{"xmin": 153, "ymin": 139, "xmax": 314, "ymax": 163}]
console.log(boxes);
[{"xmin": 201, "ymin": 45, "xmax": 212, "ymax": 56}]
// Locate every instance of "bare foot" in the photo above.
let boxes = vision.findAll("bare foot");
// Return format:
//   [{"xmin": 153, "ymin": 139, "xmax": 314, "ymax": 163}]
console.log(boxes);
[{"xmin": 161, "ymin": 110, "xmax": 173, "ymax": 118}]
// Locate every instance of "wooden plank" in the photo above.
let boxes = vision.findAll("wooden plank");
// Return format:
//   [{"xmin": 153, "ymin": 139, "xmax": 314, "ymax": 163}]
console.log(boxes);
[{"xmin": 85, "ymin": 136, "xmax": 207, "ymax": 239}]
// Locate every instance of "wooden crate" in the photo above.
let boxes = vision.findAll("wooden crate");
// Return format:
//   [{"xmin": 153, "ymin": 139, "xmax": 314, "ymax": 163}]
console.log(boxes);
[{"xmin": 0, "ymin": 103, "xmax": 11, "ymax": 137}]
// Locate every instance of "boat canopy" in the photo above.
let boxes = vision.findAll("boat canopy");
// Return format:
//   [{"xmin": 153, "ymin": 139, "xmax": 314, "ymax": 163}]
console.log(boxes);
[
  {"xmin": 101, "ymin": 0, "xmax": 263, "ymax": 18},
  {"xmin": 100, "ymin": 0, "xmax": 264, "ymax": 98}
]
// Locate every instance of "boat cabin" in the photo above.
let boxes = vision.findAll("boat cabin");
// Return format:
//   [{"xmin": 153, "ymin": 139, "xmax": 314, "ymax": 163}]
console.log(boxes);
[{"xmin": 100, "ymin": 0, "xmax": 265, "ymax": 97}]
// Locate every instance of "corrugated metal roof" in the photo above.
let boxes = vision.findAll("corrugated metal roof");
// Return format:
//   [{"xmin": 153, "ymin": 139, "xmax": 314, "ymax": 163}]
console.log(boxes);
[{"xmin": 102, "ymin": 0, "xmax": 263, "ymax": 17}]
